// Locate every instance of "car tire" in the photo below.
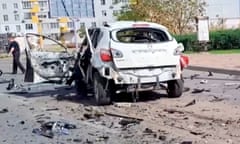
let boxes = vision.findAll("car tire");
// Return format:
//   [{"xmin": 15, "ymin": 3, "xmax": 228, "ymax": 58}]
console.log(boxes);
[
  {"xmin": 167, "ymin": 79, "xmax": 183, "ymax": 98},
  {"xmin": 93, "ymin": 72, "xmax": 113, "ymax": 105}
]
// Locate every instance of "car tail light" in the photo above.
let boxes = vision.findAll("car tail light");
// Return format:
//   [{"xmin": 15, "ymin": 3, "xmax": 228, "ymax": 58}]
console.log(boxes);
[
  {"xmin": 180, "ymin": 55, "xmax": 189, "ymax": 69},
  {"xmin": 100, "ymin": 49, "xmax": 112, "ymax": 62},
  {"xmin": 111, "ymin": 48, "xmax": 123, "ymax": 58},
  {"xmin": 174, "ymin": 43, "xmax": 184, "ymax": 55}
]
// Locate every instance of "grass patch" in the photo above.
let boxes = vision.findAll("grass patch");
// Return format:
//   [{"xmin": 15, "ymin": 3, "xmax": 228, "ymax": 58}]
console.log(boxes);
[
  {"xmin": 0, "ymin": 53, "xmax": 9, "ymax": 59},
  {"xmin": 209, "ymin": 49, "xmax": 240, "ymax": 54}
]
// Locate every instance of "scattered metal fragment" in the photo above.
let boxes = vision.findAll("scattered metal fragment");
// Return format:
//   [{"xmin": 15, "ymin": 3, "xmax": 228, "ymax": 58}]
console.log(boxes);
[
  {"xmin": 45, "ymin": 108, "xmax": 59, "ymax": 111},
  {"xmin": 184, "ymin": 99, "xmax": 196, "ymax": 107},
  {"xmin": 83, "ymin": 111, "xmax": 104, "ymax": 120},
  {"xmin": 104, "ymin": 112, "xmax": 143, "ymax": 122},
  {"xmin": 209, "ymin": 96, "xmax": 225, "ymax": 102},
  {"xmin": 6, "ymin": 79, "xmax": 15, "ymax": 90},
  {"xmin": 190, "ymin": 130, "xmax": 204, "ymax": 135},
  {"xmin": 32, "ymin": 121, "xmax": 76, "ymax": 138},
  {"xmin": 0, "ymin": 108, "xmax": 8, "ymax": 113},
  {"xmin": 191, "ymin": 88, "xmax": 210, "ymax": 94},
  {"xmin": 200, "ymin": 80, "xmax": 208, "ymax": 84},
  {"xmin": 119, "ymin": 118, "xmax": 141, "ymax": 127},
  {"xmin": 190, "ymin": 74, "xmax": 200, "ymax": 80},
  {"xmin": 96, "ymin": 135, "xmax": 109, "ymax": 142},
  {"xmin": 208, "ymin": 71, "xmax": 213, "ymax": 76}
]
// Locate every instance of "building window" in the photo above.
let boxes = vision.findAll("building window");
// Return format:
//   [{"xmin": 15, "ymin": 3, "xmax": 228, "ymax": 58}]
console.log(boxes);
[
  {"xmin": 39, "ymin": 1, "xmax": 48, "ymax": 8},
  {"xmin": 22, "ymin": 1, "xmax": 31, "ymax": 9},
  {"xmin": 113, "ymin": 10, "xmax": 119, "ymax": 15},
  {"xmin": 14, "ymin": 14, "xmax": 20, "ymax": 21},
  {"xmin": 24, "ymin": 13, "xmax": 32, "ymax": 19},
  {"xmin": 16, "ymin": 25, "xmax": 21, "ymax": 32},
  {"xmin": 67, "ymin": 22, "xmax": 74, "ymax": 28},
  {"xmin": 14, "ymin": 3, "xmax": 18, "ymax": 9},
  {"xmin": 38, "ymin": 14, "xmax": 47, "ymax": 18},
  {"xmin": 25, "ymin": 24, "xmax": 33, "ymax": 30},
  {"xmin": 5, "ymin": 26, "xmax": 9, "ymax": 32},
  {"xmin": 50, "ymin": 23, "xmax": 59, "ymax": 29},
  {"xmin": 80, "ymin": 23, "xmax": 85, "ymax": 29},
  {"xmin": 102, "ymin": 10, "xmax": 107, "ymax": 16},
  {"xmin": 91, "ymin": 22, "xmax": 96, "ymax": 27},
  {"xmin": 101, "ymin": 0, "xmax": 106, "ymax": 5},
  {"xmin": 3, "ymin": 15, "xmax": 8, "ymax": 22},
  {"xmin": 2, "ymin": 3, "xmax": 7, "ymax": 9}
]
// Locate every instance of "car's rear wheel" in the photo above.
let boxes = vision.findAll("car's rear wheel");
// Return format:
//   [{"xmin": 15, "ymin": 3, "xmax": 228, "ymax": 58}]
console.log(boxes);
[
  {"xmin": 167, "ymin": 79, "xmax": 183, "ymax": 98},
  {"xmin": 93, "ymin": 72, "xmax": 113, "ymax": 105}
]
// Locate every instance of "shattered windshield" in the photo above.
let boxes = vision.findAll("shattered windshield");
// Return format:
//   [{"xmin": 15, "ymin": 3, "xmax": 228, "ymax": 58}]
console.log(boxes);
[{"xmin": 112, "ymin": 28, "xmax": 171, "ymax": 43}]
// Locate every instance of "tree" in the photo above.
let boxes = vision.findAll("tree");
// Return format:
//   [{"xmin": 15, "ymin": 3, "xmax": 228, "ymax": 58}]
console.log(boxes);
[{"xmin": 116, "ymin": 0, "xmax": 206, "ymax": 34}]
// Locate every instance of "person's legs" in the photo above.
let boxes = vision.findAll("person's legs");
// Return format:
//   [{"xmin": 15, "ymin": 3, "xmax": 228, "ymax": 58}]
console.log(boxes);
[
  {"xmin": 14, "ymin": 54, "xmax": 25, "ymax": 74},
  {"xmin": 12, "ymin": 56, "xmax": 17, "ymax": 74}
]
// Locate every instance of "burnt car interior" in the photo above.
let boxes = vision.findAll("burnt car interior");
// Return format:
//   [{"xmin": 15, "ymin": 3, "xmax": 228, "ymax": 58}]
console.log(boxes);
[{"xmin": 24, "ymin": 33, "xmax": 75, "ymax": 83}]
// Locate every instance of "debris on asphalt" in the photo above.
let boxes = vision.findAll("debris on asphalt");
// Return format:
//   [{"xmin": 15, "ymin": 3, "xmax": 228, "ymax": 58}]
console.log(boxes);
[
  {"xmin": 45, "ymin": 108, "xmax": 59, "ymax": 111},
  {"xmin": 95, "ymin": 135, "xmax": 109, "ymax": 142},
  {"xmin": 32, "ymin": 121, "xmax": 76, "ymax": 138},
  {"xmin": 0, "ymin": 108, "xmax": 8, "ymax": 113},
  {"xmin": 0, "ymin": 70, "xmax": 2, "ymax": 76},
  {"xmin": 190, "ymin": 74, "xmax": 200, "ymax": 80},
  {"xmin": 19, "ymin": 121, "xmax": 25, "ymax": 125},
  {"xmin": 190, "ymin": 130, "xmax": 205, "ymax": 135},
  {"xmin": 200, "ymin": 80, "xmax": 208, "ymax": 84},
  {"xmin": 181, "ymin": 141, "xmax": 193, "ymax": 144},
  {"xmin": 192, "ymin": 88, "xmax": 210, "ymax": 94},
  {"xmin": 184, "ymin": 99, "xmax": 196, "ymax": 107},
  {"xmin": 158, "ymin": 135, "xmax": 167, "ymax": 141},
  {"xmin": 83, "ymin": 110, "xmax": 104, "ymax": 120},
  {"xmin": 209, "ymin": 96, "xmax": 226, "ymax": 102},
  {"xmin": 119, "ymin": 118, "xmax": 141, "ymax": 127},
  {"xmin": 183, "ymin": 87, "xmax": 190, "ymax": 92},
  {"xmin": 73, "ymin": 138, "xmax": 82, "ymax": 143},
  {"xmin": 163, "ymin": 108, "xmax": 184, "ymax": 114},
  {"xmin": 105, "ymin": 112, "xmax": 143, "ymax": 122},
  {"xmin": 208, "ymin": 71, "xmax": 213, "ymax": 76},
  {"xmin": 114, "ymin": 102, "xmax": 132, "ymax": 108},
  {"xmin": 6, "ymin": 79, "xmax": 15, "ymax": 90}
]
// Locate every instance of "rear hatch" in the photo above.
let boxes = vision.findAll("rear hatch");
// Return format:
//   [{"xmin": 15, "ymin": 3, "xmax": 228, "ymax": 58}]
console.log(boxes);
[{"xmin": 110, "ymin": 26, "xmax": 180, "ymax": 69}]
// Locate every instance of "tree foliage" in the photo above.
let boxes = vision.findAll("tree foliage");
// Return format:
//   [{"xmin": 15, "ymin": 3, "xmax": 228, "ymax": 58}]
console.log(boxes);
[{"xmin": 116, "ymin": 0, "xmax": 206, "ymax": 34}]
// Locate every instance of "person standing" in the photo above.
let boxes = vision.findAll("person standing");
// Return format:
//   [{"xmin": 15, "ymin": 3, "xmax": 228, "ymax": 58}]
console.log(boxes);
[{"xmin": 8, "ymin": 33, "xmax": 25, "ymax": 74}]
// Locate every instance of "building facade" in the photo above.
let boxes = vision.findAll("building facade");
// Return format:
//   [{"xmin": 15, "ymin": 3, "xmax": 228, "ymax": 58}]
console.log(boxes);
[{"xmin": 0, "ymin": 0, "xmax": 240, "ymax": 35}]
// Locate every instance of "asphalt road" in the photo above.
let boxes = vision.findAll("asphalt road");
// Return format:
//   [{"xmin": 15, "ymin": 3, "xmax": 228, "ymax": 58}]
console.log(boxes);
[{"xmin": 1, "ymin": 57, "xmax": 240, "ymax": 144}]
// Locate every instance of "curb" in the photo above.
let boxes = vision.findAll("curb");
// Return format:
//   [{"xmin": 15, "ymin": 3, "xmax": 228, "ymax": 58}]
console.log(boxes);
[{"xmin": 187, "ymin": 66, "xmax": 240, "ymax": 76}]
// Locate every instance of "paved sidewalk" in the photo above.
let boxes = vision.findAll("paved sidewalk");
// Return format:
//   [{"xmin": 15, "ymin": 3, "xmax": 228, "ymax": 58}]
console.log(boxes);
[{"xmin": 186, "ymin": 53, "xmax": 240, "ymax": 75}]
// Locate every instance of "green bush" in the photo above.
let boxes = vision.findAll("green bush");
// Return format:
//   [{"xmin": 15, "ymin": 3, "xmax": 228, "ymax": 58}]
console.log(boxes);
[{"xmin": 175, "ymin": 29, "xmax": 240, "ymax": 51}]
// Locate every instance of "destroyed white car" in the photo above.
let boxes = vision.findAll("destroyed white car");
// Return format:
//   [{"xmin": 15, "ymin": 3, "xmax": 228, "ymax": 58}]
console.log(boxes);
[
  {"xmin": 75, "ymin": 21, "xmax": 185, "ymax": 105},
  {"xmin": 24, "ymin": 33, "xmax": 75, "ymax": 83}
]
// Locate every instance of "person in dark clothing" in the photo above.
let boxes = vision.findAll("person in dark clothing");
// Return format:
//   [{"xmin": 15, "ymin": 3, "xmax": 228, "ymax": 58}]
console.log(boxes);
[{"xmin": 8, "ymin": 34, "xmax": 25, "ymax": 74}]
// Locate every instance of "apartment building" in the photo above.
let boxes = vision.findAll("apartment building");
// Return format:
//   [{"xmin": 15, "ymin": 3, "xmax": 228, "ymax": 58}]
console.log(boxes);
[{"xmin": 0, "ymin": 0, "xmax": 23, "ymax": 34}]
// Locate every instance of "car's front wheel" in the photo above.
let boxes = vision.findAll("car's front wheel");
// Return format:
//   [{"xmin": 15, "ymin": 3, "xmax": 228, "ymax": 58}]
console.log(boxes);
[
  {"xmin": 167, "ymin": 79, "xmax": 183, "ymax": 98},
  {"xmin": 93, "ymin": 72, "xmax": 113, "ymax": 105}
]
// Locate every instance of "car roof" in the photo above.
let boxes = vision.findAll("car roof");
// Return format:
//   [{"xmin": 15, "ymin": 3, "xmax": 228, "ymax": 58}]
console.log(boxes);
[{"xmin": 101, "ymin": 21, "xmax": 168, "ymax": 31}]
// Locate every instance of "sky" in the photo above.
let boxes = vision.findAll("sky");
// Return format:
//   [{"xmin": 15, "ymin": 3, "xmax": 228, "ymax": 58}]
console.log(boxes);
[{"xmin": 49, "ymin": 0, "xmax": 94, "ymax": 18}]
